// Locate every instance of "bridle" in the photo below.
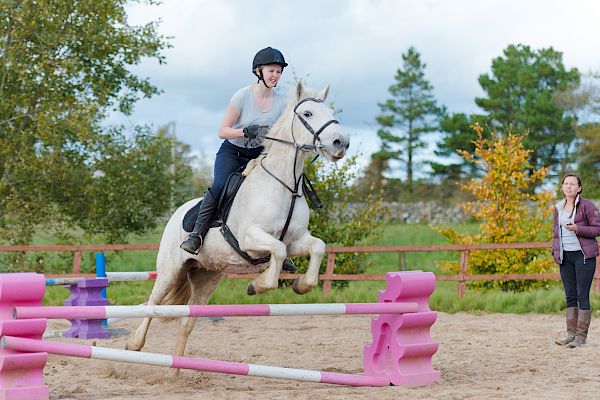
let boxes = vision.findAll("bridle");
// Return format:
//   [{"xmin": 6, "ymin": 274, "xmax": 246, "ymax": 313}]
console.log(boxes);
[
  {"xmin": 259, "ymin": 97, "xmax": 339, "ymax": 241},
  {"xmin": 260, "ymin": 97, "xmax": 339, "ymax": 151},
  {"xmin": 292, "ymin": 97, "xmax": 340, "ymax": 148}
]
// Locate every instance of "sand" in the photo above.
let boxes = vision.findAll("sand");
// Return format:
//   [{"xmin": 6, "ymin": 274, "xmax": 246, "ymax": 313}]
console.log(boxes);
[{"xmin": 43, "ymin": 312, "xmax": 600, "ymax": 399}]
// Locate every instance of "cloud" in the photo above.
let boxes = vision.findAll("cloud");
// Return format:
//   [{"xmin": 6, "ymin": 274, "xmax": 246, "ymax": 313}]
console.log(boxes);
[{"xmin": 121, "ymin": 0, "xmax": 600, "ymax": 169}]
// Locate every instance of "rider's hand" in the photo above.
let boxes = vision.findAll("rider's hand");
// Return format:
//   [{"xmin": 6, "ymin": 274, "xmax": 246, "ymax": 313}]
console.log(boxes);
[{"xmin": 243, "ymin": 125, "xmax": 269, "ymax": 139}]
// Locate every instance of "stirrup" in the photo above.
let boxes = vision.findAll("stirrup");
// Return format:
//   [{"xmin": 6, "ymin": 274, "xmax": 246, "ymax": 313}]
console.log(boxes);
[{"xmin": 180, "ymin": 233, "xmax": 202, "ymax": 255}]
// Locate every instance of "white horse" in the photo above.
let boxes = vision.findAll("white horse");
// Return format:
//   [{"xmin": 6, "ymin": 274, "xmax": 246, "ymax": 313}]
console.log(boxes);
[{"xmin": 127, "ymin": 83, "xmax": 350, "ymax": 372}]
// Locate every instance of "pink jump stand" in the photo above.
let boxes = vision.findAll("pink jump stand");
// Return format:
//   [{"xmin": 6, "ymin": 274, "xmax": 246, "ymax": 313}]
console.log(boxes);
[
  {"xmin": 0, "ymin": 273, "xmax": 49, "ymax": 400},
  {"xmin": 63, "ymin": 278, "xmax": 110, "ymax": 339},
  {"xmin": 364, "ymin": 271, "xmax": 440, "ymax": 386}
]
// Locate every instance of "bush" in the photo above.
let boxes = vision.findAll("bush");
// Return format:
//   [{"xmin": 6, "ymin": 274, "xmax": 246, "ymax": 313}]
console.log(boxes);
[
  {"xmin": 286, "ymin": 155, "xmax": 388, "ymax": 289},
  {"xmin": 434, "ymin": 125, "xmax": 555, "ymax": 291}
]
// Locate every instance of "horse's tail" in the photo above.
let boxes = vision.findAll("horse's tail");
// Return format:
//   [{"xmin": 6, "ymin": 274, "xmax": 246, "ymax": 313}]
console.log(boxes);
[{"xmin": 154, "ymin": 199, "xmax": 198, "ymax": 313}]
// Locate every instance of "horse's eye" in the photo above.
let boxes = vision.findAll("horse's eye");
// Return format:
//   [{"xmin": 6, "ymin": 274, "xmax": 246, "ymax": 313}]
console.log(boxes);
[{"xmin": 303, "ymin": 111, "xmax": 312, "ymax": 118}]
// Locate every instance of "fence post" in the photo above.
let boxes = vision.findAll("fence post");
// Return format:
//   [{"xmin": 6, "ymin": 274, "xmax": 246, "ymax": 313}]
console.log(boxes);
[
  {"xmin": 322, "ymin": 253, "xmax": 336, "ymax": 297},
  {"xmin": 72, "ymin": 251, "xmax": 82, "ymax": 274},
  {"xmin": 398, "ymin": 252, "xmax": 406, "ymax": 271},
  {"xmin": 458, "ymin": 250, "xmax": 468, "ymax": 298}
]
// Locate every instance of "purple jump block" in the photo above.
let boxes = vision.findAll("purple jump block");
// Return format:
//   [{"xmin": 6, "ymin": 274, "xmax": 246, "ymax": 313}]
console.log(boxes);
[
  {"xmin": 364, "ymin": 271, "xmax": 440, "ymax": 386},
  {"xmin": 0, "ymin": 273, "xmax": 49, "ymax": 400},
  {"xmin": 63, "ymin": 278, "xmax": 110, "ymax": 339}
]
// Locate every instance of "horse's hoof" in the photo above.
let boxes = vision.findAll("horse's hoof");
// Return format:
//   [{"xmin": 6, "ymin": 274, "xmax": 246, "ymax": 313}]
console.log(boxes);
[
  {"xmin": 292, "ymin": 278, "xmax": 308, "ymax": 295},
  {"xmin": 125, "ymin": 341, "xmax": 142, "ymax": 351},
  {"xmin": 247, "ymin": 283, "xmax": 256, "ymax": 296}
]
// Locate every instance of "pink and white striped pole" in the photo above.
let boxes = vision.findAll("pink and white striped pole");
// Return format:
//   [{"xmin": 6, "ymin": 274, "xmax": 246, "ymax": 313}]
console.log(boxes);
[
  {"xmin": 45, "ymin": 272, "xmax": 157, "ymax": 286},
  {"xmin": 13, "ymin": 302, "xmax": 418, "ymax": 320},
  {"xmin": 1, "ymin": 336, "xmax": 390, "ymax": 387}
]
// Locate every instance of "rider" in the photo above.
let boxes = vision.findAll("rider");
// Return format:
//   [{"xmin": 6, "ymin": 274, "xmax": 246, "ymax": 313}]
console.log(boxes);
[{"xmin": 180, "ymin": 47, "xmax": 290, "ymax": 258}]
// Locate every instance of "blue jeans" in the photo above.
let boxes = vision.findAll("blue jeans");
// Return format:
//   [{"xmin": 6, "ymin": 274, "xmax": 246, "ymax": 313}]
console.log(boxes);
[
  {"xmin": 209, "ymin": 140, "xmax": 263, "ymax": 199},
  {"xmin": 559, "ymin": 250, "xmax": 597, "ymax": 310}
]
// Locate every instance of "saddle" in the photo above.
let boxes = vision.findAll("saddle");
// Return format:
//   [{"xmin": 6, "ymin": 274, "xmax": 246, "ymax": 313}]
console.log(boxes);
[
  {"xmin": 182, "ymin": 172, "xmax": 270, "ymax": 265},
  {"xmin": 182, "ymin": 171, "xmax": 245, "ymax": 233}
]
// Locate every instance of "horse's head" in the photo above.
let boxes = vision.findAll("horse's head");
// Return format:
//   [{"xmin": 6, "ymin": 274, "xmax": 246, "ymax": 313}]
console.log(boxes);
[{"xmin": 290, "ymin": 82, "xmax": 350, "ymax": 161}]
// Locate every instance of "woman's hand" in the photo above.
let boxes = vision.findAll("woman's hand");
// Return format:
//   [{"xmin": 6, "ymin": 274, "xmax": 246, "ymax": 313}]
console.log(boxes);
[
  {"xmin": 565, "ymin": 222, "xmax": 578, "ymax": 233},
  {"xmin": 243, "ymin": 125, "xmax": 269, "ymax": 139}
]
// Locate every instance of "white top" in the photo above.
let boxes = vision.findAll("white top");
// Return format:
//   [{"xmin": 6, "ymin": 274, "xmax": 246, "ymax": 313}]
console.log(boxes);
[{"xmin": 559, "ymin": 209, "xmax": 581, "ymax": 251}]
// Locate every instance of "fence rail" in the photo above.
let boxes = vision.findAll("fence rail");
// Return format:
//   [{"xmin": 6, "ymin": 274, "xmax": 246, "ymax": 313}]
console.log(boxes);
[{"xmin": 1, "ymin": 242, "xmax": 599, "ymax": 297}]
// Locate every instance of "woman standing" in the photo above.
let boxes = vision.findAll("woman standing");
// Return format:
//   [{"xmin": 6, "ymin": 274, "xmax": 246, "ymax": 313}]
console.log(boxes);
[
  {"xmin": 553, "ymin": 173, "xmax": 600, "ymax": 347},
  {"xmin": 180, "ymin": 47, "xmax": 289, "ymax": 255}
]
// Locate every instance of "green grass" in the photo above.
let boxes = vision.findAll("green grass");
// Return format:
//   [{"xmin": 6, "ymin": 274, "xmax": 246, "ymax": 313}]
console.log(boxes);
[
  {"xmin": 37, "ymin": 222, "xmax": 600, "ymax": 314},
  {"xmin": 362, "ymin": 222, "xmax": 477, "ymax": 275}
]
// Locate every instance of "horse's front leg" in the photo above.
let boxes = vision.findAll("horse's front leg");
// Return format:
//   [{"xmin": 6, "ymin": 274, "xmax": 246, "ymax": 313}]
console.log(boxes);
[
  {"xmin": 286, "ymin": 232, "xmax": 326, "ymax": 295},
  {"xmin": 242, "ymin": 225, "xmax": 287, "ymax": 295}
]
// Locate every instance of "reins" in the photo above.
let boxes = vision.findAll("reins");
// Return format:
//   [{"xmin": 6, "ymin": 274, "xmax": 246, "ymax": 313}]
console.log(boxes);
[{"xmin": 259, "ymin": 97, "xmax": 338, "ymax": 241}]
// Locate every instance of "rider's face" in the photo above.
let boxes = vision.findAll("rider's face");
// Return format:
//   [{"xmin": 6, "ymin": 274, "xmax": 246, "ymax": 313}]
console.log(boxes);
[{"xmin": 260, "ymin": 64, "xmax": 283, "ymax": 87}]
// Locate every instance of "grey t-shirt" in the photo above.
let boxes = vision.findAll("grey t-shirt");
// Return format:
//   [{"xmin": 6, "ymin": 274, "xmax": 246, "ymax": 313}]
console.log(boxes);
[{"xmin": 227, "ymin": 84, "xmax": 288, "ymax": 148}]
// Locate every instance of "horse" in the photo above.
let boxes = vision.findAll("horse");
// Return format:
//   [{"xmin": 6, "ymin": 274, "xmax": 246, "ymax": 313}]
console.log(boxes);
[{"xmin": 126, "ymin": 82, "xmax": 350, "ymax": 373}]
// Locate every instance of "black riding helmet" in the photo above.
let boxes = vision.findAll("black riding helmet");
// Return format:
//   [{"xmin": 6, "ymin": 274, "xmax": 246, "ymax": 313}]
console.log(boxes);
[{"xmin": 252, "ymin": 47, "xmax": 287, "ymax": 87}]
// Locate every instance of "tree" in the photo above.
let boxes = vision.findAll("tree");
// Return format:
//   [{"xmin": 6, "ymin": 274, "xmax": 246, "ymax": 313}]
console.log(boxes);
[
  {"xmin": 66, "ymin": 128, "xmax": 192, "ymax": 243},
  {"xmin": 434, "ymin": 124, "xmax": 555, "ymax": 291},
  {"xmin": 0, "ymin": 0, "xmax": 174, "ymax": 244},
  {"xmin": 375, "ymin": 47, "xmax": 442, "ymax": 191},
  {"xmin": 475, "ymin": 44, "xmax": 580, "ymax": 176},
  {"xmin": 353, "ymin": 152, "xmax": 390, "ymax": 200},
  {"xmin": 560, "ymin": 71, "xmax": 600, "ymax": 195},
  {"xmin": 432, "ymin": 112, "xmax": 491, "ymax": 181},
  {"xmin": 576, "ymin": 123, "xmax": 600, "ymax": 198}
]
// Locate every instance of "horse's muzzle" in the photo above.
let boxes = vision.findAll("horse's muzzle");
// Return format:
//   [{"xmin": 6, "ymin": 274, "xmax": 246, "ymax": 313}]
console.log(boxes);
[{"xmin": 329, "ymin": 135, "xmax": 350, "ymax": 160}]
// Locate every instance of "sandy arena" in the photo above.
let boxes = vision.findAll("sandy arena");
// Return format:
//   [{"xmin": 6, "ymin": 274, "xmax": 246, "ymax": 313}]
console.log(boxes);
[{"xmin": 40, "ymin": 311, "xmax": 600, "ymax": 399}]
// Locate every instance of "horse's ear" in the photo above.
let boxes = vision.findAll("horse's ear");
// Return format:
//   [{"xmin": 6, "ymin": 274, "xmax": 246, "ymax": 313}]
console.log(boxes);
[
  {"xmin": 296, "ymin": 81, "xmax": 304, "ymax": 100},
  {"xmin": 317, "ymin": 85, "xmax": 330, "ymax": 101}
]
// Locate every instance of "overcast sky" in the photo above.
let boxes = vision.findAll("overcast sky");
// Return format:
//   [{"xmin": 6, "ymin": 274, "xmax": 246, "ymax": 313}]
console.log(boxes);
[{"xmin": 115, "ymin": 0, "xmax": 600, "ymax": 173}]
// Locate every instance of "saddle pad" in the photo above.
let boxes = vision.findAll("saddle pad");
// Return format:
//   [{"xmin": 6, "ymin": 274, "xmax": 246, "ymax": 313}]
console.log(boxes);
[{"xmin": 182, "ymin": 199, "xmax": 203, "ymax": 232}]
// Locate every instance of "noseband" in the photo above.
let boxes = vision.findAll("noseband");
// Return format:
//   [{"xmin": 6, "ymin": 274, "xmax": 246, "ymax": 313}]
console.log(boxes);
[{"xmin": 292, "ymin": 97, "xmax": 340, "ymax": 149}]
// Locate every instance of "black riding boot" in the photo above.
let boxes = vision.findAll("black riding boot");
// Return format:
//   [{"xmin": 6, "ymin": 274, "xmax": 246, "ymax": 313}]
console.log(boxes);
[{"xmin": 180, "ymin": 190, "xmax": 219, "ymax": 255}]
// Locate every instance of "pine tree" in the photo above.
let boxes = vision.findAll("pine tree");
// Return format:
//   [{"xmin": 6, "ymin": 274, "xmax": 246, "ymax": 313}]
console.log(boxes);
[{"xmin": 375, "ymin": 47, "xmax": 441, "ymax": 192}]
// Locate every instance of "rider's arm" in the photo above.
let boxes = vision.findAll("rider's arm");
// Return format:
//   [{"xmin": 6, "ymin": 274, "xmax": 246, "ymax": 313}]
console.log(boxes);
[{"xmin": 218, "ymin": 103, "xmax": 245, "ymax": 139}]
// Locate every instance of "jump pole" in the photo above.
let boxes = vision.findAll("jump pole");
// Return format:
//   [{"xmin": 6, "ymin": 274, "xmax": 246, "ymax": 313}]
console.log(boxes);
[
  {"xmin": 14, "ymin": 302, "xmax": 419, "ymax": 320},
  {"xmin": 45, "ymin": 272, "xmax": 157, "ymax": 286},
  {"xmin": 1, "ymin": 336, "xmax": 390, "ymax": 387}
]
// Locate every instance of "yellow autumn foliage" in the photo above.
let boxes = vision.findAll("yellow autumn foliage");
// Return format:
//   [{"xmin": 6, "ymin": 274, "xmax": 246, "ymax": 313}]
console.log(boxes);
[{"xmin": 434, "ymin": 124, "xmax": 555, "ymax": 291}]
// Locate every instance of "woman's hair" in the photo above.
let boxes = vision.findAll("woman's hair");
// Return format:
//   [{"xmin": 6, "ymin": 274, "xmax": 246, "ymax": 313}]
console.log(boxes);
[{"xmin": 561, "ymin": 173, "xmax": 583, "ymax": 218}]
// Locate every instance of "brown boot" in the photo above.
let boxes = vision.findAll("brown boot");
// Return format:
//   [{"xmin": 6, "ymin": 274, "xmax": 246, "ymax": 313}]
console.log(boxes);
[
  {"xmin": 556, "ymin": 307, "xmax": 578, "ymax": 345},
  {"xmin": 568, "ymin": 309, "xmax": 592, "ymax": 348}
]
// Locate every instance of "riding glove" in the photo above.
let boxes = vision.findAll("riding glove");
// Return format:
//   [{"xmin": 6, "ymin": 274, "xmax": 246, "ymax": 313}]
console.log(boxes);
[{"xmin": 243, "ymin": 125, "xmax": 269, "ymax": 139}]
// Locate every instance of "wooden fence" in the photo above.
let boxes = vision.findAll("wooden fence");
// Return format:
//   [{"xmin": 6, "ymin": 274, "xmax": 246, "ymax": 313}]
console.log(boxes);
[{"xmin": 1, "ymin": 242, "xmax": 599, "ymax": 297}]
